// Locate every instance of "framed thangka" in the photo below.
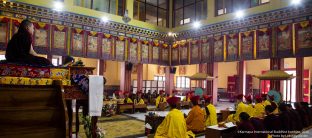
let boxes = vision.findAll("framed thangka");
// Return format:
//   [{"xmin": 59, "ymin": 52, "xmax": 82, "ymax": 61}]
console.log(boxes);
[
  {"xmin": 295, "ymin": 20, "xmax": 312, "ymax": 57},
  {"xmin": 71, "ymin": 28, "xmax": 85, "ymax": 57},
  {"xmin": 179, "ymin": 41, "xmax": 189, "ymax": 65},
  {"xmin": 160, "ymin": 43, "xmax": 169, "ymax": 65},
  {"xmin": 151, "ymin": 41, "xmax": 160, "ymax": 64},
  {"xmin": 52, "ymin": 25, "xmax": 67, "ymax": 56},
  {"xmin": 86, "ymin": 31, "xmax": 99, "ymax": 58},
  {"xmin": 276, "ymin": 25, "xmax": 293, "ymax": 58},
  {"xmin": 101, "ymin": 34, "xmax": 113, "ymax": 60},
  {"xmin": 257, "ymin": 28, "xmax": 272, "ymax": 59},
  {"xmin": 33, "ymin": 22, "xmax": 50, "ymax": 54},
  {"xmin": 241, "ymin": 31, "xmax": 254, "ymax": 60},
  {"xmin": 0, "ymin": 17, "xmax": 10, "ymax": 51},
  {"xmin": 115, "ymin": 36, "xmax": 126, "ymax": 61},
  {"xmin": 128, "ymin": 38, "xmax": 139, "ymax": 63},
  {"xmin": 190, "ymin": 40, "xmax": 200, "ymax": 64},
  {"xmin": 213, "ymin": 36, "xmax": 224, "ymax": 62},
  {"xmin": 171, "ymin": 43, "xmax": 179, "ymax": 65},
  {"xmin": 140, "ymin": 40, "xmax": 149, "ymax": 63},
  {"xmin": 201, "ymin": 38, "xmax": 211, "ymax": 63},
  {"xmin": 226, "ymin": 34, "xmax": 238, "ymax": 61}
]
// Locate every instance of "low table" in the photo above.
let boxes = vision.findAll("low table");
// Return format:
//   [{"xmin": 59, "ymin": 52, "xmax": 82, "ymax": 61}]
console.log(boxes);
[
  {"xmin": 117, "ymin": 104, "xmax": 134, "ymax": 114},
  {"xmin": 205, "ymin": 123, "xmax": 237, "ymax": 138}
]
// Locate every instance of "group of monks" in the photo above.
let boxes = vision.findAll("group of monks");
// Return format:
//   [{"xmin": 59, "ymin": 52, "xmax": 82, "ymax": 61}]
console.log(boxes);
[{"xmin": 154, "ymin": 94, "xmax": 218, "ymax": 138}]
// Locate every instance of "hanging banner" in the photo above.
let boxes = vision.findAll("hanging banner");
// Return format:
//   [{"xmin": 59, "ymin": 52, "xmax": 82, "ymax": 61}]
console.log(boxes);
[
  {"xmin": 51, "ymin": 25, "xmax": 68, "ymax": 56},
  {"xmin": 86, "ymin": 31, "xmax": 99, "ymax": 58},
  {"xmin": 171, "ymin": 43, "xmax": 179, "ymax": 65},
  {"xmin": 213, "ymin": 36, "xmax": 224, "ymax": 62},
  {"xmin": 190, "ymin": 40, "xmax": 200, "ymax": 64},
  {"xmin": 71, "ymin": 28, "xmax": 85, "ymax": 57},
  {"xmin": 0, "ymin": 17, "xmax": 10, "ymax": 51},
  {"xmin": 276, "ymin": 24, "xmax": 293, "ymax": 58},
  {"xmin": 226, "ymin": 33, "xmax": 239, "ymax": 61},
  {"xmin": 128, "ymin": 38, "xmax": 139, "ymax": 63},
  {"xmin": 101, "ymin": 34, "xmax": 114, "ymax": 60},
  {"xmin": 160, "ymin": 43, "xmax": 169, "ymax": 65},
  {"xmin": 201, "ymin": 38, "xmax": 211, "ymax": 63},
  {"xmin": 140, "ymin": 40, "xmax": 150, "ymax": 63},
  {"xmin": 257, "ymin": 28, "xmax": 272, "ymax": 59},
  {"xmin": 241, "ymin": 31, "xmax": 254, "ymax": 60},
  {"xmin": 179, "ymin": 41, "xmax": 189, "ymax": 65},
  {"xmin": 33, "ymin": 22, "xmax": 50, "ymax": 54},
  {"xmin": 115, "ymin": 36, "xmax": 126, "ymax": 61},
  {"xmin": 151, "ymin": 41, "xmax": 160, "ymax": 64},
  {"xmin": 295, "ymin": 20, "xmax": 312, "ymax": 57}
]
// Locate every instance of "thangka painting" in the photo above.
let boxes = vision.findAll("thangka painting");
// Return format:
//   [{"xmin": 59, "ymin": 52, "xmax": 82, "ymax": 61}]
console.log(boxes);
[
  {"xmin": 128, "ymin": 38, "xmax": 139, "ymax": 63},
  {"xmin": 71, "ymin": 28, "xmax": 85, "ymax": 57},
  {"xmin": 0, "ymin": 17, "xmax": 9, "ymax": 51},
  {"xmin": 115, "ymin": 36, "xmax": 126, "ymax": 61},
  {"xmin": 101, "ymin": 34, "xmax": 113, "ymax": 60},
  {"xmin": 257, "ymin": 28, "xmax": 272, "ymax": 59},
  {"xmin": 213, "ymin": 36, "xmax": 224, "ymax": 62},
  {"xmin": 52, "ymin": 25, "xmax": 67, "ymax": 56},
  {"xmin": 152, "ymin": 41, "xmax": 160, "ymax": 64},
  {"xmin": 140, "ymin": 40, "xmax": 149, "ymax": 63},
  {"xmin": 295, "ymin": 21, "xmax": 312, "ymax": 57},
  {"xmin": 190, "ymin": 40, "xmax": 200, "ymax": 64},
  {"xmin": 241, "ymin": 31, "xmax": 254, "ymax": 60},
  {"xmin": 226, "ymin": 34, "xmax": 238, "ymax": 61},
  {"xmin": 33, "ymin": 22, "xmax": 50, "ymax": 54},
  {"xmin": 179, "ymin": 42, "xmax": 189, "ymax": 65},
  {"xmin": 171, "ymin": 44, "xmax": 179, "ymax": 65},
  {"xmin": 201, "ymin": 38, "xmax": 211, "ymax": 63},
  {"xmin": 86, "ymin": 31, "xmax": 99, "ymax": 58},
  {"xmin": 161, "ymin": 44, "xmax": 169, "ymax": 65},
  {"xmin": 276, "ymin": 25, "xmax": 293, "ymax": 58}
]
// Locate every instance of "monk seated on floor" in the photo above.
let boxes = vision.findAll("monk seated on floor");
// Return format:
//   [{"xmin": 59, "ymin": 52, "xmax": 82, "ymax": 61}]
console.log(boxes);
[
  {"xmin": 227, "ymin": 94, "xmax": 247, "ymax": 123},
  {"xmin": 155, "ymin": 90, "xmax": 167, "ymax": 110},
  {"xmin": 203, "ymin": 95, "xmax": 218, "ymax": 127},
  {"xmin": 186, "ymin": 96, "xmax": 206, "ymax": 134},
  {"xmin": 134, "ymin": 91, "xmax": 147, "ymax": 112}
]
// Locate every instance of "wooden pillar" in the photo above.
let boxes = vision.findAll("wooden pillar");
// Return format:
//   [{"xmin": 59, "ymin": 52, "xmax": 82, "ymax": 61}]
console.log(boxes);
[
  {"xmin": 206, "ymin": 63, "xmax": 218, "ymax": 105},
  {"xmin": 296, "ymin": 57, "xmax": 304, "ymax": 102},
  {"xmin": 47, "ymin": 54, "xmax": 52, "ymax": 63},
  {"xmin": 120, "ymin": 62, "xmax": 131, "ymax": 92},
  {"xmin": 165, "ymin": 66, "xmax": 174, "ymax": 96},
  {"xmin": 137, "ymin": 63, "xmax": 143, "ymax": 92},
  {"xmin": 238, "ymin": 61, "xmax": 246, "ymax": 95},
  {"xmin": 98, "ymin": 60, "xmax": 105, "ymax": 75},
  {"xmin": 270, "ymin": 58, "xmax": 284, "ymax": 91}
]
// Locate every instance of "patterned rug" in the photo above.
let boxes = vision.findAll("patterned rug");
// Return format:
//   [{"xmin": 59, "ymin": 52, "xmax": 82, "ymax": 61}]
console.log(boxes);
[{"xmin": 75, "ymin": 114, "xmax": 145, "ymax": 138}]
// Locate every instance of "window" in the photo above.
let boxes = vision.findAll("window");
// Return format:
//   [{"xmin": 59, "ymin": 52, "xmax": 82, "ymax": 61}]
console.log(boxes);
[
  {"xmin": 154, "ymin": 75, "xmax": 165, "ymax": 81},
  {"xmin": 52, "ymin": 56, "xmax": 62, "ymax": 66},
  {"xmin": 0, "ymin": 55, "xmax": 5, "ymax": 60},
  {"xmin": 74, "ymin": 0, "xmax": 126, "ymax": 16},
  {"xmin": 134, "ymin": 0, "xmax": 169, "ymax": 27},
  {"xmin": 173, "ymin": 0, "xmax": 207, "ymax": 27},
  {"xmin": 215, "ymin": 0, "xmax": 270, "ymax": 16},
  {"xmin": 176, "ymin": 76, "xmax": 190, "ymax": 88}
]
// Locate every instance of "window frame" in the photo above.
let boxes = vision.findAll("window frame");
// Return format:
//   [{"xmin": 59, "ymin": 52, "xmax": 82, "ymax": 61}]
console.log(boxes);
[
  {"xmin": 176, "ymin": 76, "xmax": 190, "ymax": 88},
  {"xmin": 215, "ymin": 0, "xmax": 270, "ymax": 16}
]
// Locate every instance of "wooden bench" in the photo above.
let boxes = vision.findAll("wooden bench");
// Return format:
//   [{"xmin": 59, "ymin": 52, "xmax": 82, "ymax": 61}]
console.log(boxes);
[
  {"xmin": 134, "ymin": 104, "xmax": 147, "ymax": 112},
  {"xmin": 117, "ymin": 104, "xmax": 134, "ymax": 114}
]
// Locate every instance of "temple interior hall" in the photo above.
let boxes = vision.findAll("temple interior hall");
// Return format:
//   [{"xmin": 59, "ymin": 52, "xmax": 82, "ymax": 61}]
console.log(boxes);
[{"xmin": 1, "ymin": 0, "xmax": 312, "ymax": 138}]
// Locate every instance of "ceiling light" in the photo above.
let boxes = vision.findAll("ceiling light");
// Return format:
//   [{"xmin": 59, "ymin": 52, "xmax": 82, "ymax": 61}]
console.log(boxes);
[
  {"xmin": 235, "ymin": 10, "xmax": 245, "ymax": 19},
  {"xmin": 168, "ymin": 32, "xmax": 173, "ymax": 36},
  {"xmin": 291, "ymin": 0, "xmax": 302, "ymax": 5},
  {"xmin": 53, "ymin": 1, "xmax": 63, "ymax": 11},
  {"xmin": 101, "ymin": 16, "xmax": 109, "ymax": 23},
  {"xmin": 193, "ymin": 21, "xmax": 201, "ymax": 29}
]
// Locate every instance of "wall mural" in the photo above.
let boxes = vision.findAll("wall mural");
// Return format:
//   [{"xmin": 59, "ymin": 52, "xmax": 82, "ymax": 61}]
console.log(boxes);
[
  {"xmin": 296, "ymin": 21, "xmax": 312, "ymax": 57},
  {"xmin": 191, "ymin": 40, "xmax": 200, "ymax": 64},
  {"xmin": 201, "ymin": 38, "xmax": 210, "ymax": 63},
  {"xmin": 171, "ymin": 45, "xmax": 179, "ymax": 65},
  {"xmin": 241, "ymin": 31, "xmax": 254, "ymax": 60},
  {"xmin": 71, "ymin": 28, "xmax": 84, "ymax": 57},
  {"xmin": 115, "ymin": 36, "xmax": 126, "ymax": 61},
  {"xmin": 128, "ymin": 38, "xmax": 138, "ymax": 63},
  {"xmin": 86, "ymin": 31, "xmax": 99, "ymax": 58},
  {"xmin": 213, "ymin": 36, "xmax": 223, "ymax": 62},
  {"xmin": 33, "ymin": 22, "xmax": 49, "ymax": 54},
  {"xmin": 226, "ymin": 34, "xmax": 238, "ymax": 61},
  {"xmin": 52, "ymin": 25, "xmax": 67, "ymax": 56},
  {"xmin": 0, "ymin": 17, "xmax": 9, "ymax": 51},
  {"xmin": 161, "ymin": 45, "xmax": 169, "ymax": 65},
  {"xmin": 101, "ymin": 34, "xmax": 113, "ymax": 60},
  {"xmin": 140, "ymin": 40, "xmax": 149, "ymax": 63},
  {"xmin": 257, "ymin": 28, "xmax": 271, "ymax": 59},
  {"xmin": 277, "ymin": 25, "xmax": 293, "ymax": 58},
  {"xmin": 180, "ymin": 42, "xmax": 188, "ymax": 65},
  {"xmin": 152, "ymin": 43, "xmax": 159, "ymax": 64}
]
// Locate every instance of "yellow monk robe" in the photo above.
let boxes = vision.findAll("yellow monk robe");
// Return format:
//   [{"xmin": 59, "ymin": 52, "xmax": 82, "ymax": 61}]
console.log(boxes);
[
  {"xmin": 186, "ymin": 105, "xmax": 205, "ymax": 132},
  {"xmin": 254, "ymin": 103, "xmax": 265, "ymax": 118},
  {"xmin": 183, "ymin": 97, "xmax": 191, "ymax": 102},
  {"xmin": 124, "ymin": 97, "xmax": 133, "ymax": 104},
  {"xmin": 227, "ymin": 102, "xmax": 247, "ymax": 122},
  {"xmin": 155, "ymin": 109, "xmax": 190, "ymax": 138},
  {"xmin": 262, "ymin": 100, "xmax": 271, "ymax": 107},
  {"xmin": 155, "ymin": 96, "xmax": 166, "ymax": 108},
  {"xmin": 245, "ymin": 104, "xmax": 255, "ymax": 117},
  {"xmin": 136, "ymin": 98, "xmax": 145, "ymax": 104},
  {"xmin": 204, "ymin": 104, "xmax": 218, "ymax": 126}
]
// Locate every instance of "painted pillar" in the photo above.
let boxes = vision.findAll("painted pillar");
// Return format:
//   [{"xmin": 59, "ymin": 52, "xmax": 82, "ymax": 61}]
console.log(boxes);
[
  {"xmin": 206, "ymin": 63, "xmax": 218, "ymax": 105},
  {"xmin": 270, "ymin": 58, "xmax": 284, "ymax": 91},
  {"xmin": 120, "ymin": 62, "xmax": 131, "ymax": 92},
  {"xmin": 136, "ymin": 63, "xmax": 143, "ymax": 92},
  {"xmin": 238, "ymin": 61, "xmax": 246, "ymax": 95},
  {"xmin": 296, "ymin": 57, "xmax": 304, "ymax": 102},
  {"xmin": 165, "ymin": 66, "xmax": 174, "ymax": 96},
  {"xmin": 198, "ymin": 63, "xmax": 206, "ymax": 88},
  {"xmin": 98, "ymin": 59, "xmax": 105, "ymax": 75}
]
